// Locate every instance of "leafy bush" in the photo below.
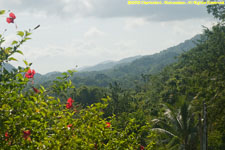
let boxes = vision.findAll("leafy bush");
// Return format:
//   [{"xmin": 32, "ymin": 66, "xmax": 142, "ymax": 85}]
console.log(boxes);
[{"xmin": 0, "ymin": 10, "xmax": 156, "ymax": 149}]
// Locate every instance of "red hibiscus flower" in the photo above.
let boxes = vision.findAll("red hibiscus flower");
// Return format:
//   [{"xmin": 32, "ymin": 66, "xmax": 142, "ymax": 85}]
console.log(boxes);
[
  {"xmin": 9, "ymin": 12, "xmax": 16, "ymax": 19},
  {"xmin": 67, "ymin": 97, "xmax": 74, "ymax": 104},
  {"xmin": 66, "ymin": 97, "xmax": 74, "ymax": 109},
  {"xmin": 66, "ymin": 103, "xmax": 72, "ymax": 109},
  {"xmin": 5, "ymin": 132, "xmax": 9, "ymax": 141},
  {"xmin": 25, "ymin": 69, "xmax": 35, "ymax": 79},
  {"xmin": 140, "ymin": 145, "xmax": 145, "ymax": 150},
  {"xmin": 6, "ymin": 18, "xmax": 13, "ymax": 24},
  {"xmin": 5, "ymin": 132, "xmax": 9, "ymax": 137},
  {"xmin": 67, "ymin": 124, "xmax": 72, "ymax": 128},
  {"xmin": 106, "ymin": 122, "xmax": 111, "ymax": 128},
  {"xmin": 6, "ymin": 12, "xmax": 16, "ymax": 24},
  {"xmin": 23, "ymin": 130, "xmax": 31, "ymax": 140},
  {"xmin": 32, "ymin": 87, "xmax": 40, "ymax": 93}
]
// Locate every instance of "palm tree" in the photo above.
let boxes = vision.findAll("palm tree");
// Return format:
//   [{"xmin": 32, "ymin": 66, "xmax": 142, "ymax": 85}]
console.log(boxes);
[{"xmin": 152, "ymin": 102, "xmax": 198, "ymax": 150}]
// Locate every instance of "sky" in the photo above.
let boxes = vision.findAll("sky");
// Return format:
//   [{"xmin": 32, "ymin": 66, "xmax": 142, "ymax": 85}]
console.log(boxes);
[{"xmin": 0, "ymin": 0, "xmax": 217, "ymax": 74}]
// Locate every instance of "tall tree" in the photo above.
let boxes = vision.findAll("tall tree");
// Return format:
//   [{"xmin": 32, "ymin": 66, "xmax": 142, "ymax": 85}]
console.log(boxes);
[{"xmin": 152, "ymin": 102, "xmax": 198, "ymax": 150}]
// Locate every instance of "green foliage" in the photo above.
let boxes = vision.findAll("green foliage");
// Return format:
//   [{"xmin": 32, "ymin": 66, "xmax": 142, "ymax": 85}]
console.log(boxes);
[
  {"xmin": 0, "ymin": 10, "xmax": 5, "ymax": 15},
  {"xmin": 207, "ymin": 4, "xmax": 225, "ymax": 22},
  {"xmin": 73, "ymin": 86, "xmax": 107, "ymax": 106},
  {"xmin": 143, "ymin": 23, "xmax": 225, "ymax": 149},
  {"xmin": 152, "ymin": 101, "xmax": 198, "ymax": 150},
  {"xmin": 49, "ymin": 70, "xmax": 75, "ymax": 100},
  {"xmin": 0, "ymin": 30, "xmax": 30, "ymax": 65},
  {"xmin": 1, "ymin": 5, "xmax": 225, "ymax": 149},
  {"xmin": 0, "ymin": 10, "xmax": 156, "ymax": 149}
]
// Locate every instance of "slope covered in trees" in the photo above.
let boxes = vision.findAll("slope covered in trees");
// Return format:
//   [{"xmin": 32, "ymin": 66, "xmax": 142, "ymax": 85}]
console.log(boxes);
[
  {"xmin": 144, "ymin": 24, "xmax": 225, "ymax": 149},
  {"xmin": 59, "ymin": 16, "xmax": 225, "ymax": 149},
  {"xmin": 35, "ymin": 34, "xmax": 200, "ymax": 88},
  {"xmin": 1, "ymin": 5, "xmax": 224, "ymax": 150}
]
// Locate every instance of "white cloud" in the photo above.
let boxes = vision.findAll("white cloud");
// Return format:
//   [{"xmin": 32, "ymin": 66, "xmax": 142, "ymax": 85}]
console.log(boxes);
[
  {"xmin": 84, "ymin": 27, "xmax": 105, "ymax": 38},
  {"xmin": 62, "ymin": 0, "xmax": 93, "ymax": 15},
  {"xmin": 2, "ymin": 34, "xmax": 19, "ymax": 47},
  {"xmin": 3, "ymin": 0, "xmax": 216, "ymax": 74},
  {"xmin": 125, "ymin": 17, "xmax": 148, "ymax": 30},
  {"xmin": 1, "ymin": 0, "xmax": 211, "ymax": 22}
]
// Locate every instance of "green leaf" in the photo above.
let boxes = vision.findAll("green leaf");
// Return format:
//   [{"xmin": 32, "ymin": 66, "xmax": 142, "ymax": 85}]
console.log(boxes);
[
  {"xmin": 9, "ymin": 57, "xmax": 17, "ymax": 61},
  {"xmin": 68, "ymin": 69, "xmax": 76, "ymax": 75},
  {"xmin": 17, "ymin": 31, "xmax": 24, "ymax": 37},
  {"xmin": 41, "ymin": 112, "xmax": 46, "ymax": 117},
  {"xmin": 16, "ymin": 73, "xmax": 23, "ymax": 80},
  {"xmin": 34, "ymin": 25, "xmax": 40, "ymax": 30},
  {"xmin": 41, "ymin": 102, "xmax": 48, "ymax": 106},
  {"xmin": 23, "ymin": 60, "xmax": 28, "ymax": 66},
  {"xmin": 40, "ymin": 85, "xmax": 46, "ymax": 92},
  {"xmin": 11, "ymin": 40, "xmax": 18, "ymax": 45},
  {"xmin": 62, "ymin": 72, "xmax": 68, "ymax": 76},
  {"xmin": 24, "ymin": 37, "xmax": 31, "ymax": 41},
  {"xmin": 31, "ymin": 120, "xmax": 40, "ymax": 125},
  {"xmin": 68, "ymin": 80, "xmax": 72, "ymax": 86},
  {"xmin": 5, "ymin": 47, "xmax": 12, "ymax": 54},
  {"xmin": 57, "ymin": 98, "xmax": 61, "ymax": 103},
  {"xmin": 4, "ymin": 121, "xmax": 11, "ymax": 124},
  {"xmin": 0, "ymin": 10, "xmax": 5, "ymax": 15},
  {"xmin": 16, "ymin": 50, "xmax": 23, "ymax": 55},
  {"xmin": 25, "ymin": 31, "xmax": 32, "ymax": 36}
]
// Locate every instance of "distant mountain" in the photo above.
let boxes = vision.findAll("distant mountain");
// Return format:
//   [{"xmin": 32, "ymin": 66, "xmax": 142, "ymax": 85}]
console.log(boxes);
[
  {"xmin": 35, "ymin": 34, "xmax": 201, "ymax": 88},
  {"xmin": 70, "ymin": 34, "xmax": 201, "ymax": 87},
  {"xmin": 2, "ymin": 63, "xmax": 15, "ymax": 72},
  {"xmin": 79, "ymin": 55, "xmax": 142, "ymax": 72},
  {"xmin": 43, "ymin": 71, "xmax": 62, "ymax": 77},
  {"xmin": 107, "ymin": 34, "xmax": 201, "ymax": 77},
  {"xmin": 1, "ymin": 63, "xmax": 44, "ymax": 78},
  {"xmin": 34, "ymin": 71, "xmax": 62, "ymax": 84},
  {"xmin": 34, "ymin": 56, "xmax": 142, "ymax": 84}
]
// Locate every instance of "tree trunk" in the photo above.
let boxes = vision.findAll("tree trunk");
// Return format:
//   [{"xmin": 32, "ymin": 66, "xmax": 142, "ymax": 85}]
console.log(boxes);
[
  {"xmin": 198, "ymin": 113, "xmax": 203, "ymax": 150},
  {"xmin": 202, "ymin": 101, "xmax": 207, "ymax": 150}
]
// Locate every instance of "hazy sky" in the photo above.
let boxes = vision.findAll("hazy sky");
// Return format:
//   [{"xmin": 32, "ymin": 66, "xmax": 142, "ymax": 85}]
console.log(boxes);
[{"xmin": 0, "ymin": 0, "xmax": 217, "ymax": 74}]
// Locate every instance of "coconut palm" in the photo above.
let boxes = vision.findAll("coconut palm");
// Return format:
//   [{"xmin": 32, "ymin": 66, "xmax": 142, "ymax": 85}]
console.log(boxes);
[{"xmin": 152, "ymin": 102, "xmax": 198, "ymax": 150}]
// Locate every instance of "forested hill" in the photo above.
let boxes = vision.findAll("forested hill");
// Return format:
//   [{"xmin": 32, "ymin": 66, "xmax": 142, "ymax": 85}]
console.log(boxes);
[
  {"xmin": 70, "ymin": 34, "xmax": 201, "ymax": 87},
  {"xmin": 78, "ymin": 55, "xmax": 142, "ymax": 72},
  {"xmin": 97, "ymin": 23, "xmax": 225, "ymax": 149},
  {"xmin": 34, "ymin": 34, "xmax": 200, "ymax": 87},
  {"xmin": 45, "ymin": 23, "xmax": 224, "ymax": 149},
  {"xmin": 1, "ymin": 5, "xmax": 224, "ymax": 149},
  {"xmin": 140, "ymin": 24, "xmax": 225, "ymax": 149}
]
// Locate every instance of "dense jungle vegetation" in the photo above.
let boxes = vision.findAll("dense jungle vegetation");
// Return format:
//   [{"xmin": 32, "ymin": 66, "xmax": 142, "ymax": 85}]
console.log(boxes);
[{"xmin": 0, "ymin": 4, "xmax": 224, "ymax": 150}]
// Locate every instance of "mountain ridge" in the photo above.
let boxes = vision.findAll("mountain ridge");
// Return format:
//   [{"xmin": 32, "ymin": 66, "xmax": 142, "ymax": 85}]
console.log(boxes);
[
  {"xmin": 78, "ymin": 55, "xmax": 142, "ymax": 72},
  {"xmin": 4, "ymin": 34, "xmax": 201, "ymax": 88}
]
